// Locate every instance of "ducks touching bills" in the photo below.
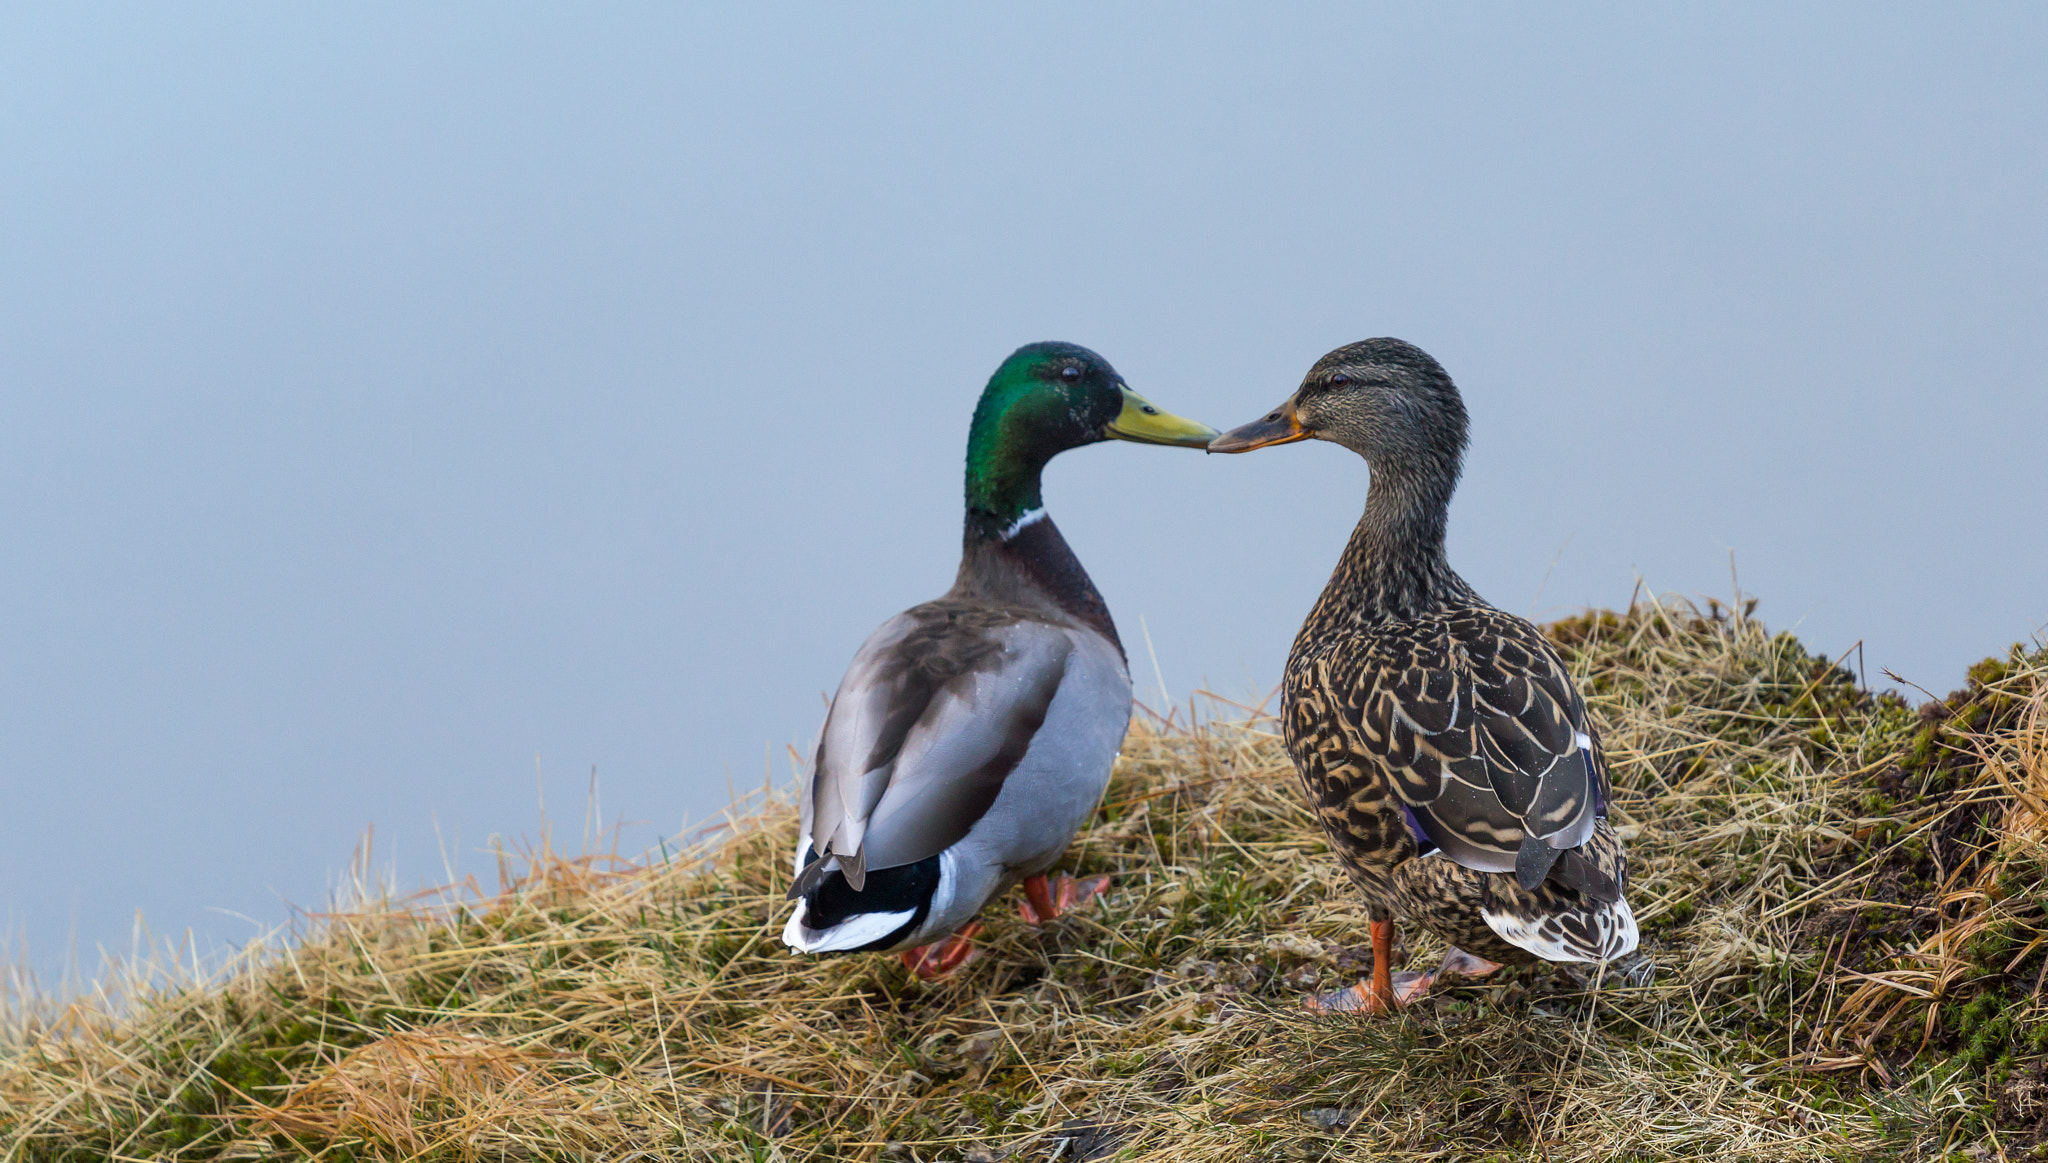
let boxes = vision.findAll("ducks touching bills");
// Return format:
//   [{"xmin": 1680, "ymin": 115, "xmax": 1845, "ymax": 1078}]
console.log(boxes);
[
  {"xmin": 783, "ymin": 343, "xmax": 1216, "ymax": 980},
  {"xmin": 1210, "ymin": 339, "xmax": 1648, "ymax": 1012}
]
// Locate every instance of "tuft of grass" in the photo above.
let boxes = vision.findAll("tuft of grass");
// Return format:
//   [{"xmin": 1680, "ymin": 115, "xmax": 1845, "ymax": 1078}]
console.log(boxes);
[{"xmin": 3, "ymin": 593, "xmax": 2044, "ymax": 1161}]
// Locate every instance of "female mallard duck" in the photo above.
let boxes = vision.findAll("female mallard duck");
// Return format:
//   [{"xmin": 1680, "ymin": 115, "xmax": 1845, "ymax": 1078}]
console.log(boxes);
[
  {"xmin": 1210, "ymin": 338, "xmax": 1645, "ymax": 1012},
  {"xmin": 783, "ymin": 342, "xmax": 1215, "ymax": 979}
]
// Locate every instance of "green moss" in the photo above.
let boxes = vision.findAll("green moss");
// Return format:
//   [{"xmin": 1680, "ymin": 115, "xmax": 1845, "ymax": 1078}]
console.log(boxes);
[{"xmin": 1954, "ymin": 994, "xmax": 2019, "ymax": 1073}]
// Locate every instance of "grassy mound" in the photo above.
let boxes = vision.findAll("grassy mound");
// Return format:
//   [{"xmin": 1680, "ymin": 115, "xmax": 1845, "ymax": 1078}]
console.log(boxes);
[{"xmin": 3, "ymin": 597, "xmax": 2045, "ymax": 1162}]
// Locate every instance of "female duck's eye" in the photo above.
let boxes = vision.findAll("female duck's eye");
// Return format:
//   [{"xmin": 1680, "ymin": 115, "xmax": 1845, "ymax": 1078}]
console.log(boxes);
[
  {"xmin": 1327, "ymin": 374, "xmax": 1350, "ymax": 387},
  {"xmin": 1059, "ymin": 366, "xmax": 1082, "ymax": 381}
]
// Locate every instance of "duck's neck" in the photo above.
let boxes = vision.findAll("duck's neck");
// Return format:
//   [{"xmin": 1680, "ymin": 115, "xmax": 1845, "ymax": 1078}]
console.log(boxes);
[
  {"xmin": 963, "ymin": 458, "xmax": 1045, "ymax": 542},
  {"xmin": 962, "ymin": 378, "xmax": 1061, "ymax": 542},
  {"xmin": 959, "ymin": 412, "xmax": 1120, "ymax": 644},
  {"xmin": 955, "ymin": 512, "xmax": 1121, "ymax": 651},
  {"xmin": 1306, "ymin": 461, "xmax": 1472, "ymax": 632}
]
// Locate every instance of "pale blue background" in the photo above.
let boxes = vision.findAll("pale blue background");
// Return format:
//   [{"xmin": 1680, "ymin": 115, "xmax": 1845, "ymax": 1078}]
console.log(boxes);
[{"xmin": 4, "ymin": 5, "xmax": 2044, "ymax": 986}]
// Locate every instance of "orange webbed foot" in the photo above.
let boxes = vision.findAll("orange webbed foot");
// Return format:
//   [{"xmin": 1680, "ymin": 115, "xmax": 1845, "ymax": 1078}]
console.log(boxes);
[
  {"xmin": 1017, "ymin": 874, "xmax": 1111, "ymax": 924},
  {"xmin": 900, "ymin": 922, "xmax": 983, "ymax": 981},
  {"xmin": 1307, "ymin": 979, "xmax": 1398, "ymax": 1014},
  {"xmin": 1436, "ymin": 947, "xmax": 1503, "ymax": 980},
  {"xmin": 1315, "ymin": 946, "xmax": 1502, "ymax": 1011}
]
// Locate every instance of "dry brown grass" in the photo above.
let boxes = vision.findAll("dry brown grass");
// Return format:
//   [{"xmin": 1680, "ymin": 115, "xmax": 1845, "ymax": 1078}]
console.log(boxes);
[{"xmin": 2, "ymin": 595, "xmax": 2043, "ymax": 1162}]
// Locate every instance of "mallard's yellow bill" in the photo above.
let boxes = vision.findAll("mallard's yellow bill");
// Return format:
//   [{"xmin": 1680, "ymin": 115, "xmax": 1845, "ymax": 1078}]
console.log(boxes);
[
  {"xmin": 1104, "ymin": 387, "xmax": 1218, "ymax": 448},
  {"xmin": 1208, "ymin": 399, "xmax": 1308, "ymax": 453}
]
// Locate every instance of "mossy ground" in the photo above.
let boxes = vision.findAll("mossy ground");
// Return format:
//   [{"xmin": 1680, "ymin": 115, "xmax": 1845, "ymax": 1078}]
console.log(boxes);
[{"xmin": 3, "ymin": 596, "xmax": 2045, "ymax": 1162}]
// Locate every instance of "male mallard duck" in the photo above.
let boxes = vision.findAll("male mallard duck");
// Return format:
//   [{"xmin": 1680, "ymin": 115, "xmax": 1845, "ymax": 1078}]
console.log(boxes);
[
  {"xmin": 1210, "ymin": 338, "xmax": 1645, "ymax": 1012},
  {"xmin": 783, "ymin": 342, "xmax": 1215, "ymax": 979}
]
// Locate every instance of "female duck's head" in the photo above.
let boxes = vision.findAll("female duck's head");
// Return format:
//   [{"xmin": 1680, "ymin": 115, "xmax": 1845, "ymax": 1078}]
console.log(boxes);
[
  {"xmin": 1208, "ymin": 338, "xmax": 1468, "ymax": 480},
  {"xmin": 964, "ymin": 342, "xmax": 1214, "ymax": 534}
]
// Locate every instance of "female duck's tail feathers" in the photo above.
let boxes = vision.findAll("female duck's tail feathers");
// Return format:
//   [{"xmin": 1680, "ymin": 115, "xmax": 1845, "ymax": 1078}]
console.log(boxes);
[
  {"xmin": 1489, "ymin": 815, "xmax": 1634, "ymax": 966},
  {"xmin": 1482, "ymin": 891, "xmax": 1639, "ymax": 966},
  {"xmin": 1545, "ymin": 845, "xmax": 1619, "ymax": 903},
  {"xmin": 781, "ymin": 850, "xmax": 944, "ymax": 956}
]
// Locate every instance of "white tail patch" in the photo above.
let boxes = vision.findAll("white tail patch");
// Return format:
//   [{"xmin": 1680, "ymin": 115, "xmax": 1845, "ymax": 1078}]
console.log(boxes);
[
  {"xmin": 781, "ymin": 899, "xmax": 915, "ymax": 954},
  {"xmin": 1482, "ymin": 894, "xmax": 1639, "ymax": 965}
]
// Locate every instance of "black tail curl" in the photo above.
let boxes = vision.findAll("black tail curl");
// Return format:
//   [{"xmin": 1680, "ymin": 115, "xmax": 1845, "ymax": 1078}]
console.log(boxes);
[{"xmin": 790, "ymin": 849, "xmax": 943, "ymax": 953}]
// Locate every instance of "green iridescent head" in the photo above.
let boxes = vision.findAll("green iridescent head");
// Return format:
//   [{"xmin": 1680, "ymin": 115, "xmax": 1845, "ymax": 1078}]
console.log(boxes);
[{"xmin": 963, "ymin": 342, "xmax": 1215, "ymax": 536}]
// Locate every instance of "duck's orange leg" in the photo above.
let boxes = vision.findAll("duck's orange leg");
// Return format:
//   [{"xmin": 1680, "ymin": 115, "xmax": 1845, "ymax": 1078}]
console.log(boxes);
[
  {"xmin": 900, "ymin": 922, "xmax": 982, "ymax": 981},
  {"xmin": 1022, "ymin": 875, "xmax": 1058, "ymax": 924},
  {"xmin": 1312, "ymin": 932, "xmax": 1502, "ymax": 1012},
  {"xmin": 1310, "ymin": 918, "xmax": 1401, "ymax": 1013}
]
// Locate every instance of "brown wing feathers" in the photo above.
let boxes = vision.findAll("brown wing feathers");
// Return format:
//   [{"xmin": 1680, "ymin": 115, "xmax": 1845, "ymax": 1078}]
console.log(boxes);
[
  {"xmin": 791, "ymin": 600, "xmax": 1063, "ymax": 899},
  {"xmin": 856, "ymin": 652, "xmax": 1064, "ymax": 872},
  {"xmin": 1309, "ymin": 608, "xmax": 1604, "ymax": 895}
]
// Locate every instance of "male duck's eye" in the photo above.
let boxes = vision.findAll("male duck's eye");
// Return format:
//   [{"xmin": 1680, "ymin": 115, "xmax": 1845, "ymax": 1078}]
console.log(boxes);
[{"xmin": 1059, "ymin": 366, "xmax": 1082, "ymax": 381}]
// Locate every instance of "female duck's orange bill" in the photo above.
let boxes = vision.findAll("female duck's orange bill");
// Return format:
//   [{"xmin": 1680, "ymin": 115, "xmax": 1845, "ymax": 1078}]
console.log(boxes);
[{"xmin": 1207, "ymin": 399, "xmax": 1308, "ymax": 453}]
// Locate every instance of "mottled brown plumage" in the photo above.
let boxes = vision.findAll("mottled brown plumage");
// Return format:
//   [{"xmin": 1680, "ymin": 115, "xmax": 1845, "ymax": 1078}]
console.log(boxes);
[{"xmin": 1211, "ymin": 338, "xmax": 1645, "ymax": 1009}]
